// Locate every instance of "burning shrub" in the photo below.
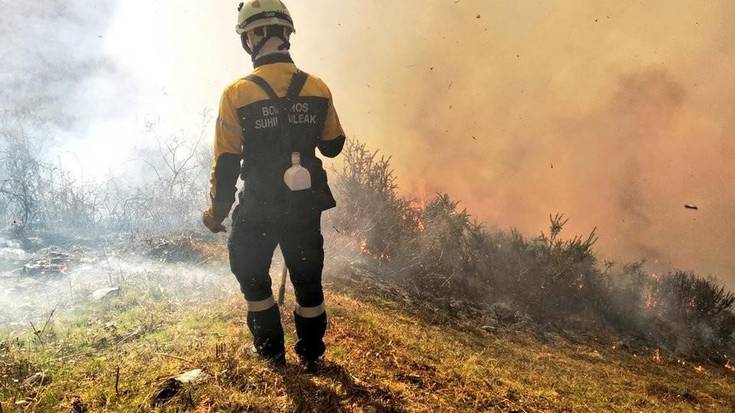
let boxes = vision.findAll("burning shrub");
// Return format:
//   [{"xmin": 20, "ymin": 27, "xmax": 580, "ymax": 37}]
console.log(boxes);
[
  {"xmin": 493, "ymin": 214, "xmax": 599, "ymax": 320},
  {"xmin": 331, "ymin": 140, "xmax": 735, "ymax": 356},
  {"xmin": 330, "ymin": 141, "xmax": 420, "ymax": 259},
  {"xmin": 657, "ymin": 272, "xmax": 735, "ymax": 323},
  {"xmin": 642, "ymin": 272, "xmax": 735, "ymax": 352},
  {"xmin": 396, "ymin": 194, "xmax": 493, "ymax": 301}
]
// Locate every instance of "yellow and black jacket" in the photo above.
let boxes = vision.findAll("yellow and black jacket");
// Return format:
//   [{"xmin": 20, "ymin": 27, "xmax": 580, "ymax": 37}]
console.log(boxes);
[{"xmin": 209, "ymin": 54, "xmax": 345, "ymax": 220}]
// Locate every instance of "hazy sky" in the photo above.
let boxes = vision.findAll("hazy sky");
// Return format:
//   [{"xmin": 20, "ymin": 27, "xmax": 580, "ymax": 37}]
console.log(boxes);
[{"xmin": 7, "ymin": 1, "xmax": 734, "ymax": 285}]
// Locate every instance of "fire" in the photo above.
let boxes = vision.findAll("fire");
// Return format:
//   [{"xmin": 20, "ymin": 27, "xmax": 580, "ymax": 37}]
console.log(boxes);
[
  {"xmin": 416, "ymin": 217, "xmax": 426, "ymax": 233},
  {"xmin": 644, "ymin": 289, "xmax": 657, "ymax": 310},
  {"xmin": 725, "ymin": 359, "xmax": 735, "ymax": 373},
  {"xmin": 652, "ymin": 349, "xmax": 663, "ymax": 364},
  {"xmin": 358, "ymin": 239, "xmax": 388, "ymax": 261},
  {"xmin": 644, "ymin": 274, "xmax": 661, "ymax": 310},
  {"xmin": 694, "ymin": 365, "xmax": 705, "ymax": 373}
]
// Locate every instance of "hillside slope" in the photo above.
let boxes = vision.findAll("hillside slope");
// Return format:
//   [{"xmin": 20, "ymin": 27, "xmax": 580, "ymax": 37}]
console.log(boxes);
[{"xmin": 2, "ymin": 257, "xmax": 734, "ymax": 413}]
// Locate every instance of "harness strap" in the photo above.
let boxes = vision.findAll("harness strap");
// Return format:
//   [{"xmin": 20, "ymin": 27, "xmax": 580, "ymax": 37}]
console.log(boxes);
[
  {"xmin": 246, "ymin": 71, "xmax": 308, "ymax": 100},
  {"xmin": 245, "ymin": 71, "xmax": 310, "ymax": 153},
  {"xmin": 286, "ymin": 70, "xmax": 308, "ymax": 98},
  {"xmin": 245, "ymin": 74, "xmax": 279, "ymax": 100}
]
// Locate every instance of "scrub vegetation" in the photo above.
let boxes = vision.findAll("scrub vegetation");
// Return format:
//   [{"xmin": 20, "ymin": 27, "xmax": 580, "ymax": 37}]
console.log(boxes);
[
  {"xmin": 1, "ymin": 138, "xmax": 734, "ymax": 411},
  {"xmin": 332, "ymin": 141, "xmax": 735, "ymax": 359}
]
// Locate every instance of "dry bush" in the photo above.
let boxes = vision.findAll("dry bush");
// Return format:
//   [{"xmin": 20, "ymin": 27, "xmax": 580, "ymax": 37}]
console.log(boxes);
[
  {"xmin": 644, "ymin": 272, "xmax": 735, "ymax": 352},
  {"xmin": 330, "ymin": 141, "xmax": 420, "ymax": 258},
  {"xmin": 0, "ymin": 129, "xmax": 47, "ymax": 232},
  {"xmin": 393, "ymin": 194, "xmax": 494, "ymax": 301},
  {"xmin": 0, "ymin": 115, "xmax": 213, "ymax": 235}
]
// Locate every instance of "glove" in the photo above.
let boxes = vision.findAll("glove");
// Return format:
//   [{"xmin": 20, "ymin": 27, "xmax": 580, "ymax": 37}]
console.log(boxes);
[{"xmin": 202, "ymin": 202, "xmax": 232, "ymax": 234}]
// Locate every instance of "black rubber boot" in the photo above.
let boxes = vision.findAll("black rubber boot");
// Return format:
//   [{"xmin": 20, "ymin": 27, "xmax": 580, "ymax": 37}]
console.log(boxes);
[
  {"xmin": 246, "ymin": 306, "xmax": 285, "ymax": 363},
  {"xmin": 245, "ymin": 344, "xmax": 286, "ymax": 368},
  {"xmin": 294, "ymin": 312, "xmax": 327, "ymax": 366}
]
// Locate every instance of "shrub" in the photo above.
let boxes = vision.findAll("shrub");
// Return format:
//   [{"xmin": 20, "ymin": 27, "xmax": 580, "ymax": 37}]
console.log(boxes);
[{"xmin": 330, "ymin": 140, "xmax": 735, "ymax": 355}]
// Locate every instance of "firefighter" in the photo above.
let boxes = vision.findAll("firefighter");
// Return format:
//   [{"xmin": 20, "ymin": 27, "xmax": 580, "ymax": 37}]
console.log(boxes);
[{"xmin": 202, "ymin": 0, "xmax": 346, "ymax": 370}]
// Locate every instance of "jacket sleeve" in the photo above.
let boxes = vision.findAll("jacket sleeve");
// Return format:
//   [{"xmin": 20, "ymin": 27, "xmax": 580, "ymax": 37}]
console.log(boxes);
[
  {"xmin": 208, "ymin": 87, "xmax": 243, "ymax": 216},
  {"xmin": 318, "ymin": 85, "xmax": 346, "ymax": 158}
]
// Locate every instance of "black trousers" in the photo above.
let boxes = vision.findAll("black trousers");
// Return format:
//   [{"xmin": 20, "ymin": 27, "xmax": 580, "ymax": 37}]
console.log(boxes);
[{"xmin": 228, "ymin": 205, "xmax": 327, "ymax": 361}]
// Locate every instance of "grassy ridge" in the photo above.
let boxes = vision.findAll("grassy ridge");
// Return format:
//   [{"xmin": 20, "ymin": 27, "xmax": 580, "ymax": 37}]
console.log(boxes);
[{"xmin": 2, "ymin": 272, "xmax": 734, "ymax": 412}]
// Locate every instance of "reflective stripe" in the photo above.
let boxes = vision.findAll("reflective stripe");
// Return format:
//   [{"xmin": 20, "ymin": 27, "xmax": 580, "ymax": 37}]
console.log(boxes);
[
  {"xmin": 295, "ymin": 302, "xmax": 326, "ymax": 318},
  {"xmin": 247, "ymin": 296, "xmax": 276, "ymax": 312}
]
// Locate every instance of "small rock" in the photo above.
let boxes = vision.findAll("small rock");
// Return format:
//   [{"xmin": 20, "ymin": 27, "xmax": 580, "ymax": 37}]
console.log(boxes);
[
  {"xmin": 175, "ymin": 369, "xmax": 209, "ymax": 384},
  {"xmin": 91, "ymin": 287, "xmax": 120, "ymax": 301}
]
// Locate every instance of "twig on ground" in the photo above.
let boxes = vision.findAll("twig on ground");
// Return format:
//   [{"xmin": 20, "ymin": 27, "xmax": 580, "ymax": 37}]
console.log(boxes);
[
  {"xmin": 155, "ymin": 352, "xmax": 193, "ymax": 364},
  {"xmin": 115, "ymin": 366, "xmax": 120, "ymax": 396}
]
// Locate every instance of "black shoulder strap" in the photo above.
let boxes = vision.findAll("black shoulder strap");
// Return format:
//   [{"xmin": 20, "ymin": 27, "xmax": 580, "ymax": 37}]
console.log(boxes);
[
  {"xmin": 245, "ymin": 75, "xmax": 279, "ymax": 100},
  {"xmin": 286, "ymin": 70, "xmax": 308, "ymax": 98},
  {"xmin": 245, "ymin": 71, "xmax": 309, "ymax": 153}
]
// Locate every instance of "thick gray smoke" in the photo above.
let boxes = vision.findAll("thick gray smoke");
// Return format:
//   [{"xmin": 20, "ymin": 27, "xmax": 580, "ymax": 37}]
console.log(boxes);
[{"xmin": 0, "ymin": 1, "xmax": 125, "ymax": 137}]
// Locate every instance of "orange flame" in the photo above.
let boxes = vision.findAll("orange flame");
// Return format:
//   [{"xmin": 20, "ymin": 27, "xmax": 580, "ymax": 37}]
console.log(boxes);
[
  {"xmin": 417, "ymin": 217, "xmax": 426, "ymax": 233},
  {"xmin": 652, "ymin": 349, "xmax": 663, "ymax": 364},
  {"xmin": 694, "ymin": 365, "xmax": 705, "ymax": 373},
  {"xmin": 726, "ymin": 360, "xmax": 735, "ymax": 373},
  {"xmin": 644, "ymin": 289, "xmax": 657, "ymax": 310},
  {"xmin": 358, "ymin": 239, "xmax": 389, "ymax": 261}
]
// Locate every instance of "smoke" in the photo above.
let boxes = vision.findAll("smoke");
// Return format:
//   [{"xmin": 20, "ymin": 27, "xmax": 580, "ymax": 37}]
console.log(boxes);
[
  {"xmin": 3, "ymin": 1, "xmax": 733, "ymax": 286},
  {"xmin": 284, "ymin": 0, "xmax": 735, "ymax": 286},
  {"xmin": 0, "ymin": 1, "xmax": 124, "ymax": 132}
]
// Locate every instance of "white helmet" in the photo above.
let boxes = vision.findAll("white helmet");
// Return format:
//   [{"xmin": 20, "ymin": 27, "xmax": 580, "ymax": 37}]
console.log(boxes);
[{"xmin": 237, "ymin": 0, "xmax": 296, "ymax": 35}]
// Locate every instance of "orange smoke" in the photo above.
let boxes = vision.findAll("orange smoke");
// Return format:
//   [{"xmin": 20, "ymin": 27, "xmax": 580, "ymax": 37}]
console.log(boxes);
[{"xmin": 291, "ymin": 1, "xmax": 735, "ymax": 286}]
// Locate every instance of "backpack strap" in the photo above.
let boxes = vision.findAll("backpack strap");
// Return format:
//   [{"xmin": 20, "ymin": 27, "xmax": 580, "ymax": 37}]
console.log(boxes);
[
  {"xmin": 286, "ymin": 70, "xmax": 308, "ymax": 98},
  {"xmin": 245, "ymin": 71, "xmax": 307, "ymax": 100},
  {"xmin": 245, "ymin": 74, "xmax": 279, "ymax": 100},
  {"xmin": 245, "ymin": 71, "xmax": 310, "ymax": 153}
]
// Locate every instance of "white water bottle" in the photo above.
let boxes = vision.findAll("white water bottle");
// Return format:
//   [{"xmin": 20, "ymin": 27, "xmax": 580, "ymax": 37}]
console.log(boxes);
[{"xmin": 284, "ymin": 152, "xmax": 311, "ymax": 191}]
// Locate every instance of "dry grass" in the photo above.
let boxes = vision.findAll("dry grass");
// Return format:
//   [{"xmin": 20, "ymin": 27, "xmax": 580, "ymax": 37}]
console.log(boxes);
[{"xmin": 2, "ymin": 278, "xmax": 734, "ymax": 413}]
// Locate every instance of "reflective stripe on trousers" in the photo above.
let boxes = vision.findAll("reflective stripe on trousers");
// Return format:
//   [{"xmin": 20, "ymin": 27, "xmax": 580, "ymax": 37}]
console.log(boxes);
[
  {"xmin": 295, "ymin": 302, "xmax": 326, "ymax": 318},
  {"xmin": 247, "ymin": 295, "xmax": 277, "ymax": 313}
]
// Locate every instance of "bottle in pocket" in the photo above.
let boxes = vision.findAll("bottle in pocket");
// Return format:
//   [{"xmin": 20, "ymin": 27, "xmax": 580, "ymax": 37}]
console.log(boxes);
[{"xmin": 284, "ymin": 152, "xmax": 311, "ymax": 191}]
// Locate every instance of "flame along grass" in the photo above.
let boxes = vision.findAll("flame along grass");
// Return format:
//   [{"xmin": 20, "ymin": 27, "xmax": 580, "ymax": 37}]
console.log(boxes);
[{"xmin": 1, "ymin": 259, "xmax": 734, "ymax": 412}]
